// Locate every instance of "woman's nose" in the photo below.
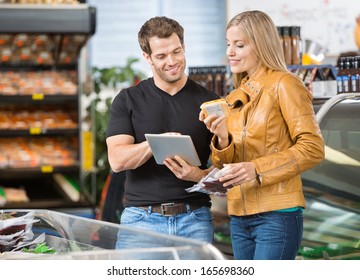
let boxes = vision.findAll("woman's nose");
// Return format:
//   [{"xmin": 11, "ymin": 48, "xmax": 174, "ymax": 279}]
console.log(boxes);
[{"xmin": 226, "ymin": 45, "xmax": 235, "ymax": 56}]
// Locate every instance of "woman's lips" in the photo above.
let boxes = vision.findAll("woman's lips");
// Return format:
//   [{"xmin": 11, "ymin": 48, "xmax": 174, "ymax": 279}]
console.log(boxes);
[{"xmin": 229, "ymin": 59, "xmax": 240, "ymax": 66}]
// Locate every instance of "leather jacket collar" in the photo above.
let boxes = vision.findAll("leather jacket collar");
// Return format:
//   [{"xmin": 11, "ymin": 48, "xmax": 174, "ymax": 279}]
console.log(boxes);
[{"xmin": 227, "ymin": 66, "xmax": 270, "ymax": 108}]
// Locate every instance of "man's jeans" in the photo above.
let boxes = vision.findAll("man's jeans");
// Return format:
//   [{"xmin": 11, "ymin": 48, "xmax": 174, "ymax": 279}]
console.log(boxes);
[
  {"xmin": 230, "ymin": 209, "xmax": 303, "ymax": 260},
  {"xmin": 116, "ymin": 206, "xmax": 214, "ymax": 250}
]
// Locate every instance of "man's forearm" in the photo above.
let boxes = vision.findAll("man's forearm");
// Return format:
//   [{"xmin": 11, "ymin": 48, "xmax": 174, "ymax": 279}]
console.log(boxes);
[{"xmin": 108, "ymin": 141, "xmax": 153, "ymax": 172}]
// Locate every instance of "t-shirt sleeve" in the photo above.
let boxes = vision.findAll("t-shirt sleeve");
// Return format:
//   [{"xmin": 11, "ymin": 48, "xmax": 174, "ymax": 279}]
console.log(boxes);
[{"xmin": 106, "ymin": 90, "xmax": 135, "ymax": 138}]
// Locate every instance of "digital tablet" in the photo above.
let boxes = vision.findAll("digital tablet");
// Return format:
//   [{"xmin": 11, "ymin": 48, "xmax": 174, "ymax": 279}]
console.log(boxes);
[{"xmin": 145, "ymin": 134, "xmax": 201, "ymax": 166}]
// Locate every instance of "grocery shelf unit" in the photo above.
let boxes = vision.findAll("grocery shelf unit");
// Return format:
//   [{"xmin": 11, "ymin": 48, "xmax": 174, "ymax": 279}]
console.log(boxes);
[{"xmin": 0, "ymin": 4, "xmax": 96, "ymax": 213}]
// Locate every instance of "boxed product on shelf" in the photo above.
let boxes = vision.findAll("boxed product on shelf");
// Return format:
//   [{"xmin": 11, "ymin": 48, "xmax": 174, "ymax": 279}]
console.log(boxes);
[
  {"xmin": 312, "ymin": 80, "xmax": 337, "ymax": 98},
  {"xmin": 309, "ymin": 67, "xmax": 337, "ymax": 98},
  {"xmin": 0, "ymin": 187, "xmax": 29, "ymax": 204}
]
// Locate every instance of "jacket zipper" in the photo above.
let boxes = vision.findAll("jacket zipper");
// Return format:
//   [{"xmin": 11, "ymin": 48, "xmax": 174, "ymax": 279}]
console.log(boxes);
[
  {"xmin": 240, "ymin": 127, "xmax": 247, "ymax": 215},
  {"xmin": 239, "ymin": 99, "xmax": 259, "ymax": 216}
]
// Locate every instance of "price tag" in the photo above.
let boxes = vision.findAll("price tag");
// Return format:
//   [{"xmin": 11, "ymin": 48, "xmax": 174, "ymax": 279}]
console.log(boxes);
[
  {"xmin": 82, "ymin": 131, "xmax": 94, "ymax": 171},
  {"xmin": 32, "ymin": 93, "xmax": 44, "ymax": 100},
  {"xmin": 29, "ymin": 127, "xmax": 42, "ymax": 134},
  {"xmin": 41, "ymin": 166, "xmax": 54, "ymax": 173}
]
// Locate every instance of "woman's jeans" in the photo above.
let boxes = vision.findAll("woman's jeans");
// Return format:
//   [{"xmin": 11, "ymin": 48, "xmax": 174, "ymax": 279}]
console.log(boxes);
[
  {"xmin": 116, "ymin": 206, "xmax": 214, "ymax": 250},
  {"xmin": 230, "ymin": 209, "xmax": 303, "ymax": 260}
]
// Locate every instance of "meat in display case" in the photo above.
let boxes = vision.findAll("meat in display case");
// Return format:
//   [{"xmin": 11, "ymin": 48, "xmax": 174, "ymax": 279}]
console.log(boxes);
[{"xmin": 0, "ymin": 4, "xmax": 96, "ymax": 210}]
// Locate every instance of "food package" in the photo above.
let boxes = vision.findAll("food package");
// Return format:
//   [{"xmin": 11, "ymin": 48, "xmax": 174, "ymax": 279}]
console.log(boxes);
[
  {"xmin": 0, "ymin": 211, "xmax": 40, "ymax": 253},
  {"xmin": 186, "ymin": 167, "xmax": 232, "ymax": 195},
  {"xmin": 200, "ymin": 98, "xmax": 230, "ymax": 118}
]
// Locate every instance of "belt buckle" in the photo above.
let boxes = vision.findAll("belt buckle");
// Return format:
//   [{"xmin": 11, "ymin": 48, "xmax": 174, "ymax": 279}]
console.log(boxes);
[{"xmin": 160, "ymin": 202, "xmax": 176, "ymax": 216}]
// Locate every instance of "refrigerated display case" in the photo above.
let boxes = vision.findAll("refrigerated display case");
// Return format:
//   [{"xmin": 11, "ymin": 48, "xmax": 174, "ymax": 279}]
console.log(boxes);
[
  {"xmin": 0, "ymin": 209, "xmax": 226, "ymax": 260},
  {"xmin": 0, "ymin": 4, "xmax": 96, "ymax": 211}
]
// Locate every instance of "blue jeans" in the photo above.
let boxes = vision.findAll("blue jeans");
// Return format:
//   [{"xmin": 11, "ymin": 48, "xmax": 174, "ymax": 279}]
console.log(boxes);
[
  {"xmin": 116, "ymin": 206, "xmax": 214, "ymax": 250},
  {"xmin": 230, "ymin": 209, "xmax": 303, "ymax": 260}
]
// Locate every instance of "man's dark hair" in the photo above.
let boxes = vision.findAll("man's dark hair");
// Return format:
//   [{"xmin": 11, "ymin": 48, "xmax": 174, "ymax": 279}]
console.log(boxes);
[{"xmin": 138, "ymin": 16, "xmax": 184, "ymax": 55}]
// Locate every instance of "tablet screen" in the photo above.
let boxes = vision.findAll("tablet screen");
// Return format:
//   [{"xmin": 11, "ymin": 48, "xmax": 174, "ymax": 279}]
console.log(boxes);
[{"xmin": 145, "ymin": 134, "xmax": 201, "ymax": 166}]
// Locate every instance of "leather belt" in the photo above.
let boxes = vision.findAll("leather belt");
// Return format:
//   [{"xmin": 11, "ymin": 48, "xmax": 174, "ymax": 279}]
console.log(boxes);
[{"xmin": 138, "ymin": 202, "xmax": 203, "ymax": 216}]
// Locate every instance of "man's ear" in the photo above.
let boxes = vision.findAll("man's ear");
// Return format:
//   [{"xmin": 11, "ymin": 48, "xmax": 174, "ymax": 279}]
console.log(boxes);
[{"xmin": 142, "ymin": 51, "xmax": 153, "ymax": 65}]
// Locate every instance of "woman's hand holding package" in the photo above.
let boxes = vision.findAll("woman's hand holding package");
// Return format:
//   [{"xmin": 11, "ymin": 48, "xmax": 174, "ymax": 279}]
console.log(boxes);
[{"xmin": 215, "ymin": 162, "xmax": 257, "ymax": 187}]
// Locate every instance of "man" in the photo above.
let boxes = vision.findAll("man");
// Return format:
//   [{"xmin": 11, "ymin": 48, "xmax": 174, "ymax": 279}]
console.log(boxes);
[{"xmin": 106, "ymin": 16, "xmax": 218, "ymax": 248}]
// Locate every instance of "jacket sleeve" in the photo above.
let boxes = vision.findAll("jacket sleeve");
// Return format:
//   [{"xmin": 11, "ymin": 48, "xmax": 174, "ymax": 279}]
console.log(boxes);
[
  {"xmin": 210, "ymin": 134, "xmax": 235, "ymax": 169},
  {"xmin": 252, "ymin": 74, "xmax": 325, "ymax": 186}
]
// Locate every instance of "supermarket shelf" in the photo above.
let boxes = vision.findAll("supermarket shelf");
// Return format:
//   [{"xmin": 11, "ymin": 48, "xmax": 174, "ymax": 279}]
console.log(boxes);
[
  {"xmin": 0, "ymin": 165, "xmax": 80, "ymax": 179},
  {"xmin": 0, "ymin": 174, "xmax": 95, "ymax": 210},
  {"xmin": 0, "ymin": 4, "xmax": 96, "ymax": 211},
  {"xmin": 0, "ymin": 128, "xmax": 78, "ymax": 137},
  {"xmin": 0, "ymin": 4, "xmax": 96, "ymax": 34},
  {"xmin": 0, "ymin": 64, "xmax": 77, "ymax": 71},
  {"xmin": 287, "ymin": 64, "xmax": 338, "ymax": 77},
  {"xmin": 0, "ymin": 94, "xmax": 78, "ymax": 103}
]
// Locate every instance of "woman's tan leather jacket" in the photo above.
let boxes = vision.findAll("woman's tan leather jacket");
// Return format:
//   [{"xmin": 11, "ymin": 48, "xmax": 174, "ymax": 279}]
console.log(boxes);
[{"xmin": 211, "ymin": 66, "xmax": 325, "ymax": 216}]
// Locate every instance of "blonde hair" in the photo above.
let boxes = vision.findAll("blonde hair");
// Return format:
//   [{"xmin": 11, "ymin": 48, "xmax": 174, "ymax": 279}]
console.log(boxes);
[{"xmin": 227, "ymin": 10, "xmax": 288, "ymax": 88}]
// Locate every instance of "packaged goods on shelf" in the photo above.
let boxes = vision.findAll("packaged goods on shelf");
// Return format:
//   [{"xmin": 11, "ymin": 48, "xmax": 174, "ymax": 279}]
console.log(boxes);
[
  {"xmin": 0, "ymin": 70, "xmax": 78, "ymax": 95},
  {"xmin": 189, "ymin": 65, "xmax": 229, "ymax": 97},
  {"xmin": 0, "ymin": 137, "xmax": 78, "ymax": 168},
  {"xmin": 0, "ymin": 187, "xmax": 29, "ymax": 203}
]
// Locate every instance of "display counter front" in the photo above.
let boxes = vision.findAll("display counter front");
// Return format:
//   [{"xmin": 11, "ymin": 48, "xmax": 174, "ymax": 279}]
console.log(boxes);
[{"xmin": 0, "ymin": 209, "xmax": 226, "ymax": 260}]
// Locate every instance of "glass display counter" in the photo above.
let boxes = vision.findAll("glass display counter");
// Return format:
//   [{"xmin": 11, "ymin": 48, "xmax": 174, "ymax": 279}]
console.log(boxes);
[{"xmin": 0, "ymin": 209, "xmax": 226, "ymax": 260}]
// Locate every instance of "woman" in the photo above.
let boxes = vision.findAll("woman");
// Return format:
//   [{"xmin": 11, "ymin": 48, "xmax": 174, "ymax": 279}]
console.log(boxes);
[{"xmin": 200, "ymin": 10, "xmax": 324, "ymax": 260}]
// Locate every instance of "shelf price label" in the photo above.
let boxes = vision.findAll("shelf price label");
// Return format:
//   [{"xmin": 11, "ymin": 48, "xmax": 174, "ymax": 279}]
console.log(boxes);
[
  {"xmin": 32, "ymin": 93, "xmax": 44, "ymax": 100},
  {"xmin": 41, "ymin": 165, "xmax": 54, "ymax": 173},
  {"xmin": 82, "ymin": 131, "xmax": 94, "ymax": 171},
  {"xmin": 29, "ymin": 127, "xmax": 42, "ymax": 134}
]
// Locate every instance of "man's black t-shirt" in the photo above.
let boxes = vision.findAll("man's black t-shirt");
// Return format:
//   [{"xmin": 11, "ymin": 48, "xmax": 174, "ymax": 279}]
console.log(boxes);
[{"xmin": 107, "ymin": 77, "xmax": 219, "ymax": 207}]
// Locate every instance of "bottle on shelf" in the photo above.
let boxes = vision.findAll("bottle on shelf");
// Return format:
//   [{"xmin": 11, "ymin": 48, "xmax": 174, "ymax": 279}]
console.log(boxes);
[
  {"xmin": 350, "ymin": 56, "xmax": 360, "ymax": 92},
  {"xmin": 336, "ymin": 57, "xmax": 345, "ymax": 94},
  {"xmin": 282, "ymin": 26, "xmax": 292, "ymax": 65},
  {"xmin": 342, "ymin": 57, "xmax": 351, "ymax": 93},
  {"xmin": 290, "ymin": 26, "xmax": 301, "ymax": 65}
]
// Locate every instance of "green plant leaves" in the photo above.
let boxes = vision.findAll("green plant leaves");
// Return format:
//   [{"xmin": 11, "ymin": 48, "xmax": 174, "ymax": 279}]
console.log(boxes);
[{"xmin": 22, "ymin": 242, "xmax": 56, "ymax": 254}]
